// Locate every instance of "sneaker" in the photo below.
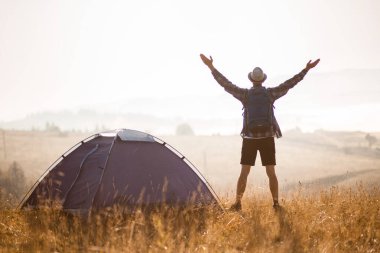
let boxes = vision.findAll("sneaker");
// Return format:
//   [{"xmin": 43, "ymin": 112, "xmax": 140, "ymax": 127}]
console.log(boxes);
[{"xmin": 229, "ymin": 202, "xmax": 242, "ymax": 212}]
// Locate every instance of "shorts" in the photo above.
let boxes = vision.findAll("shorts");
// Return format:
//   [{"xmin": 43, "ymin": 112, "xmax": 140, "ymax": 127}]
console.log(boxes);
[{"xmin": 240, "ymin": 137, "xmax": 276, "ymax": 166}]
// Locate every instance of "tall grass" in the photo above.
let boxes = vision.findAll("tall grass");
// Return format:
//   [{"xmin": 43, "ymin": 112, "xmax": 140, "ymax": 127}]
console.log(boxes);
[{"xmin": 0, "ymin": 185, "xmax": 379, "ymax": 252}]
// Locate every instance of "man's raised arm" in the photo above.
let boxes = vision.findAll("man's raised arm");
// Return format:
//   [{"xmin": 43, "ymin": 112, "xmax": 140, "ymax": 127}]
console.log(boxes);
[
  {"xmin": 200, "ymin": 54, "xmax": 247, "ymax": 102},
  {"xmin": 269, "ymin": 59, "xmax": 320, "ymax": 101}
]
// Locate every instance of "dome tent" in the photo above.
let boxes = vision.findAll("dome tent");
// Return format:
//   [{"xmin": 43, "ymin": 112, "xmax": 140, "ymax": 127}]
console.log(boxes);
[{"xmin": 20, "ymin": 129, "xmax": 221, "ymax": 213}]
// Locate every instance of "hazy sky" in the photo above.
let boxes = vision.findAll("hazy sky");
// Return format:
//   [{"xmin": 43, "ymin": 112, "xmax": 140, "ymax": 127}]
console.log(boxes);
[{"xmin": 1, "ymin": 0, "xmax": 380, "ymax": 122}]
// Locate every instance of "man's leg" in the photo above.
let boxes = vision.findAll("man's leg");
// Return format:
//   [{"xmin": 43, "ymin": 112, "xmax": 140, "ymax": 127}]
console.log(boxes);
[
  {"xmin": 232, "ymin": 138, "xmax": 256, "ymax": 211},
  {"xmin": 235, "ymin": 164, "xmax": 251, "ymax": 204},
  {"xmin": 265, "ymin": 165, "xmax": 279, "ymax": 204}
]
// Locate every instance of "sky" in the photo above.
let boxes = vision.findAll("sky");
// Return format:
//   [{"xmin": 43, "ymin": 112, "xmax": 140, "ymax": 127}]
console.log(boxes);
[{"xmin": 1, "ymin": 0, "xmax": 380, "ymax": 130}]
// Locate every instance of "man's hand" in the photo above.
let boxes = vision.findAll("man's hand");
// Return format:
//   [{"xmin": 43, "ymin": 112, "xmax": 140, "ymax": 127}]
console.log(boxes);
[
  {"xmin": 200, "ymin": 54, "xmax": 215, "ymax": 70},
  {"xmin": 306, "ymin": 59, "xmax": 320, "ymax": 70}
]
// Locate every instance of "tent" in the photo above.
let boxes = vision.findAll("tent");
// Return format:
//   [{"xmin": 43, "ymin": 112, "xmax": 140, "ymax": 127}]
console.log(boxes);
[{"xmin": 20, "ymin": 129, "xmax": 221, "ymax": 213}]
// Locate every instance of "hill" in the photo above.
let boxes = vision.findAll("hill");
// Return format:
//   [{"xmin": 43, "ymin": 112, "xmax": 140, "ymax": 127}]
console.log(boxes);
[
  {"xmin": 1, "ymin": 69, "xmax": 380, "ymax": 134},
  {"xmin": 0, "ymin": 129, "xmax": 379, "ymax": 196}
]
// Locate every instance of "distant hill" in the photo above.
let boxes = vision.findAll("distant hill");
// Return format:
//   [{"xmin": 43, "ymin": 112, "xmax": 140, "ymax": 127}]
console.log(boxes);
[
  {"xmin": 1, "ymin": 69, "xmax": 379, "ymax": 133},
  {"xmin": 0, "ymin": 109, "xmax": 241, "ymax": 135}
]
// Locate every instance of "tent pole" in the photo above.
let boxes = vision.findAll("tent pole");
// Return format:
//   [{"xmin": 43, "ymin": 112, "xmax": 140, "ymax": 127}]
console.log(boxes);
[
  {"xmin": 18, "ymin": 133, "xmax": 100, "ymax": 209},
  {"xmin": 153, "ymin": 134, "xmax": 223, "ymax": 207},
  {"xmin": 89, "ymin": 134, "xmax": 118, "ymax": 211},
  {"xmin": 61, "ymin": 144, "xmax": 99, "ymax": 208}
]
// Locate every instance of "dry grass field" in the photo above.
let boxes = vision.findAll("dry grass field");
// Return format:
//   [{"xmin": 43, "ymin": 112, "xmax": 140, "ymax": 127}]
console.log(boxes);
[
  {"xmin": 0, "ymin": 130, "xmax": 379, "ymax": 252},
  {"xmin": 0, "ymin": 186, "xmax": 379, "ymax": 252}
]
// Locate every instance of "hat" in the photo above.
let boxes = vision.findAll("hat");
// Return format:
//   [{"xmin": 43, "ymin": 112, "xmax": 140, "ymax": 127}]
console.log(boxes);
[{"xmin": 248, "ymin": 67, "xmax": 267, "ymax": 83}]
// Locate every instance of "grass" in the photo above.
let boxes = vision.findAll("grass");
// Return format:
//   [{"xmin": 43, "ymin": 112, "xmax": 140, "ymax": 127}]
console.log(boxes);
[
  {"xmin": 1, "ymin": 130, "xmax": 379, "ymax": 252},
  {"xmin": 0, "ymin": 185, "xmax": 379, "ymax": 252}
]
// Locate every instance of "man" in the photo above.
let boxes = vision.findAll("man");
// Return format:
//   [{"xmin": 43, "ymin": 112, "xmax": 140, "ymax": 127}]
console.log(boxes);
[{"xmin": 200, "ymin": 54, "xmax": 320, "ymax": 210}]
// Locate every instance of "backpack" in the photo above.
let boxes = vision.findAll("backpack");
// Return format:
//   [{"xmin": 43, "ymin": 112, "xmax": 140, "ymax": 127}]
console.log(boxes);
[{"xmin": 244, "ymin": 87, "xmax": 274, "ymax": 133}]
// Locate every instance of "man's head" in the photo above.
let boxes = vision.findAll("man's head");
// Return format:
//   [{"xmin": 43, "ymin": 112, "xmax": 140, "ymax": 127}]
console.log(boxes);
[{"xmin": 248, "ymin": 67, "xmax": 267, "ymax": 85}]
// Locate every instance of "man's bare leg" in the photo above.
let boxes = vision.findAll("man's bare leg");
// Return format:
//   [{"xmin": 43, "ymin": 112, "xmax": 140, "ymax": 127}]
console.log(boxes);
[
  {"xmin": 265, "ymin": 165, "xmax": 279, "ymax": 205},
  {"xmin": 235, "ymin": 165, "xmax": 251, "ymax": 204}
]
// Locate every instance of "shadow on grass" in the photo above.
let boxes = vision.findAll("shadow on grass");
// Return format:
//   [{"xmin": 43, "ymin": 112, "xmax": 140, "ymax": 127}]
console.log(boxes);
[{"xmin": 275, "ymin": 206, "xmax": 304, "ymax": 253}]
